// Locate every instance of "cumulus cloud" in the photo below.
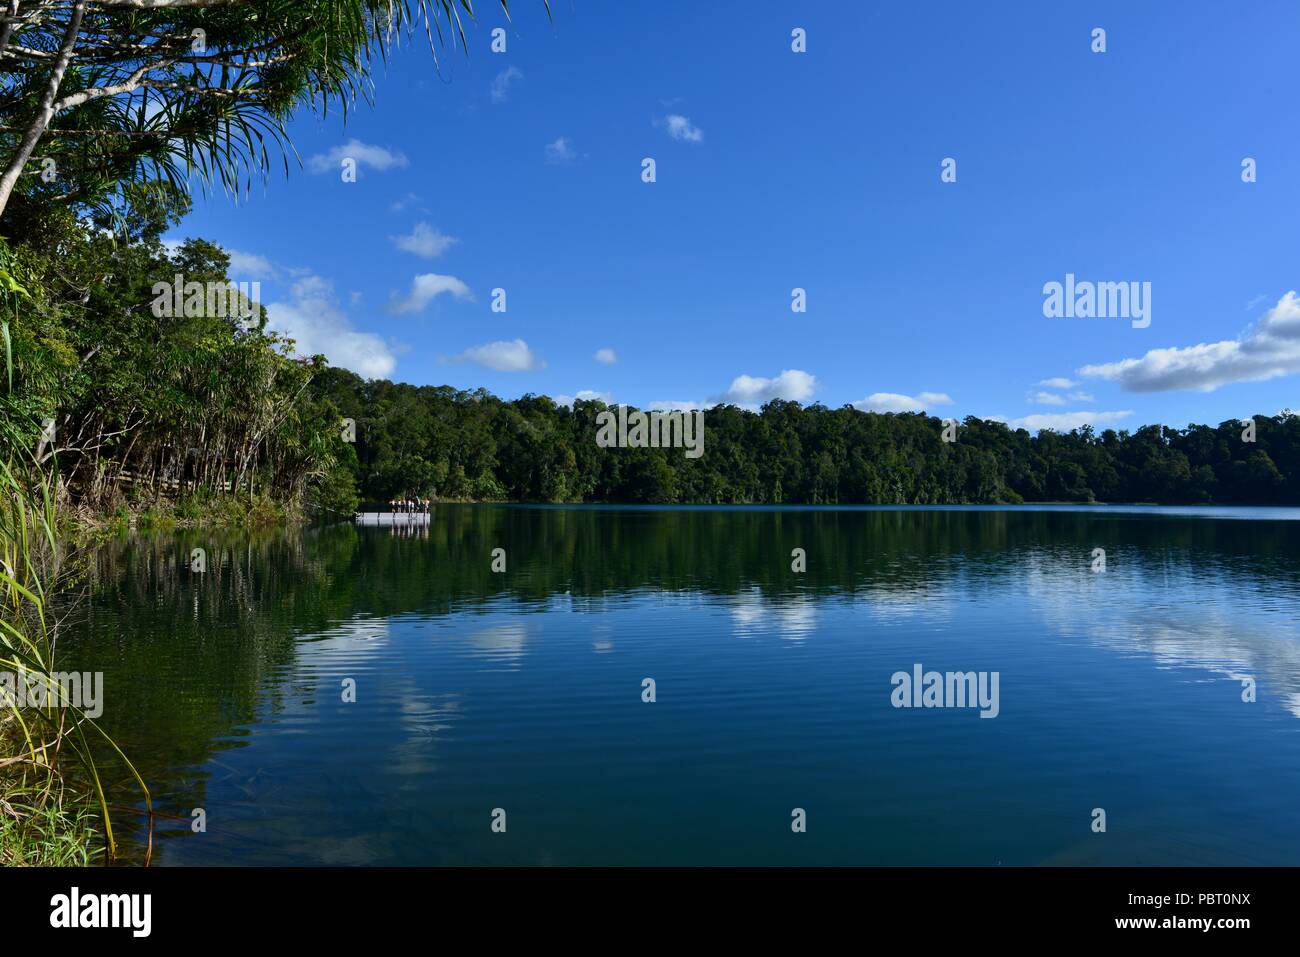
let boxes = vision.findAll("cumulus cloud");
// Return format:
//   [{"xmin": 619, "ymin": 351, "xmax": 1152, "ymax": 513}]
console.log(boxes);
[
  {"xmin": 490, "ymin": 66, "xmax": 523, "ymax": 103},
  {"xmin": 389, "ymin": 222, "xmax": 458, "ymax": 258},
  {"xmin": 449, "ymin": 338, "xmax": 544, "ymax": 372},
  {"xmin": 226, "ymin": 249, "xmax": 277, "ymax": 280},
  {"xmin": 544, "ymin": 137, "xmax": 576, "ymax": 164},
  {"xmin": 1037, "ymin": 377, "xmax": 1076, "ymax": 389},
  {"xmin": 1004, "ymin": 410, "xmax": 1134, "ymax": 432},
  {"xmin": 853, "ymin": 391, "xmax": 952, "ymax": 413},
  {"xmin": 306, "ymin": 138, "xmax": 408, "ymax": 174},
  {"xmin": 265, "ymin": 275, "xmax": 396, "ymax": 378},
  {"xmin": 387, "ymin": 273, "xmax": 472, "ymax": 314},
  {"xmin": 593, "ymin": 348, "xmax": 617, "ymax": 364},
  {"xmin": 660, "ymin": 114, "xmax": 703, "ymax": 143},
  {"xmin": 718, "ymin": 369, "xmax": 816, "ymax": 407},
  {"xmin": 1079, "ymin": 291, "xmax": 1300, "ymax": 393}
]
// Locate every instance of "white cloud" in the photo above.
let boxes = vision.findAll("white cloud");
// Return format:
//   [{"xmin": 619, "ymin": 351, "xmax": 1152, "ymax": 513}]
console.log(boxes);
[
  {"xmin": 853, "ymin": 391, "xmax": 952, "ymax": 413},
  {"xmin": 387, "ymin": 273, "xmax": 472, "ymax": 314},
  {"xmin": 1067, "ymin": 390, "xmax": 1095, "ymax": 402},
  {"xmin": 661, "ymin": 114, "xmax": 703, "ymax": 143},
  {"xmin": 593, "ymin": 348, "xmax": 617, "ymax": 364},
  {"xmin": 389, "ymin": 192, "xmax": 424, "ymax": 214},
  {"xmin": 1005, "ymin": 410, "xmax": 1134, "ymax": 432},
  {"xmin": 719, "ymin": 369, "xmax": 816, "ymax": 406},
  {"xmin": 490, "ymin": 66, "xmax": 523, "ymax": 103},
  {"xmin": 226, "ymin": 249, "xmax": 277, "ymax": 280},
  {"xmin": 265, "ymin": 275, "xmax": 396, "ymax": 378},
  {"xmin": 1029, "ymin": 391, "xmax": 1066, "ymax": 406},
  {"xmin": 1079, "ymin": 291, "xmax": 1300, "ymax": 393},
  {"xmin": 1036, "ymin": 377, "xmax": 1076, "ymax": 389},
  {"xmin": 451, "ymin": 338, "xmax": 544, "ymax": 372},
  {"xmin": 552, "ymin": 389, "xmax": 612, "ymax": 407},
  {"xmin": 544, "ymin": 137, "xmax": 576, "ymax": 164},
  {"xmin": 307, "ymin": 138, "xmax": 409, "ymax": 175},
  {"xmin": 389, "ymin": 222, "xmax": 458, "ymax": 259}
]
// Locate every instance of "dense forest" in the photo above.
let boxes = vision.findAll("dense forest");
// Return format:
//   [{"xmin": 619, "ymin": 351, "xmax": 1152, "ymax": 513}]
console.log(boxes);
[
  {"xmin": 3, "ymin": 196, "xmax": 1298, "ymax": 515},
  {"xmin": 0, "ymin": 187, "xmax": 358, "ymax": 524},
  {"xmin": 313, "ymin": 368, "xmax": 1300, "ymax": 506}
]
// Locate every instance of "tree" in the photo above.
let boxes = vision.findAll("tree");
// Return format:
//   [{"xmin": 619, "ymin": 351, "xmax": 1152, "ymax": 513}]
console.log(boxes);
[{"xmin": 0, "ymin": 0, "xmax": 540, "ymax": 222}]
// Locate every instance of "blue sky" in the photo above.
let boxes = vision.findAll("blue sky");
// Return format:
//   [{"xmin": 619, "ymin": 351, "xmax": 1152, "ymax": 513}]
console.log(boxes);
[{"xmin": 169, "ymin": 0, "xmax": 1300, "ymax": 431}]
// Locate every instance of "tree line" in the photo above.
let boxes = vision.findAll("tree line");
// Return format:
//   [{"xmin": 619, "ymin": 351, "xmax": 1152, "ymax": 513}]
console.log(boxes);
[
  {"xmin": 313, "ymin": 367, "xmax": 1300, "ymax": 506},
  {"xmin": 4, "ymin": 194, "xmax": 1297, "ymax": 515}
]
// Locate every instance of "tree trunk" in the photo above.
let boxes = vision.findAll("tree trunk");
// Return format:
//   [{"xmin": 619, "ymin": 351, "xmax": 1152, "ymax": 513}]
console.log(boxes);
[{"xmin": 0, "ymin": 0, "xmax": 85, "ymax": 219}]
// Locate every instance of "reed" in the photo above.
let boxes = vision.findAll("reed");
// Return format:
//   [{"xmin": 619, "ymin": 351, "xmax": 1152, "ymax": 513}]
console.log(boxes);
[{"xmin": 0, "ymin": 274, "xmax": 150, "ymax": 866}]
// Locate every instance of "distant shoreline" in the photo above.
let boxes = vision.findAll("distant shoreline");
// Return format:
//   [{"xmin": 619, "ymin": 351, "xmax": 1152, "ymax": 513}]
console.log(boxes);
[{"xmin": 356, "ymin": 500, "xmax": 1300, "ymax": 515}]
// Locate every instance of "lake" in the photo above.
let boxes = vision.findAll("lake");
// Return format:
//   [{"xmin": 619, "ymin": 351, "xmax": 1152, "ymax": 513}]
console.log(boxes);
[{"xmin": 67, "ymin": 504, "xmax": 1300, "ymax": 865}]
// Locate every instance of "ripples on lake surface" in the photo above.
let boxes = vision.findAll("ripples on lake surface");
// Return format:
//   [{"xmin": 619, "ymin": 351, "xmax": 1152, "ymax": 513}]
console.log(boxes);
[{"xmin": 66, "ymin": 505, "xmax": 1300, "ymax": 865}]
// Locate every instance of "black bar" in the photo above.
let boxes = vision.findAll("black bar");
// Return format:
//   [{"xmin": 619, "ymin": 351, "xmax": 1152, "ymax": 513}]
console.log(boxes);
[{"xmin": 0, "ymin": 866, "xmax": 1273, "ymax": 942}]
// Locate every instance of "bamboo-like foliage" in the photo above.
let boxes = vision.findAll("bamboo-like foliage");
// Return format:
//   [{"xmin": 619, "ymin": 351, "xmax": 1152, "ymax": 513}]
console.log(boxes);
[
  {"xmin": 0, "ymin": 0, "xmax": 548, "ymax": 220},
  {"xmin": 0, "ymin": 266, "xmax": 151, "ymax": 865},
  {"xmin": 0, "ymin": 218, "xmax": 355, "ymax": 520}
]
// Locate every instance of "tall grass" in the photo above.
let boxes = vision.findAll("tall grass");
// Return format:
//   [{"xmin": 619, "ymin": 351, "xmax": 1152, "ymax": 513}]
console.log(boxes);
[{"xmin": 0, "ymin": 273, "xmax": 150, "ymax": 865}]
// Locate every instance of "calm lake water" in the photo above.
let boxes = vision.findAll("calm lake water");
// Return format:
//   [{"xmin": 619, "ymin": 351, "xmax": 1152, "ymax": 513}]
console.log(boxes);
[{"xmin": 67, "ymin": 505, "xmax": 1300, "ymax": 865}]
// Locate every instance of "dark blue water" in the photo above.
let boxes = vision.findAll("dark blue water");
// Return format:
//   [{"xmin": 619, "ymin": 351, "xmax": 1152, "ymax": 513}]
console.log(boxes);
[{"xmin": 70, "ymin": 505, "xmax": 1300, "ymax": 864}]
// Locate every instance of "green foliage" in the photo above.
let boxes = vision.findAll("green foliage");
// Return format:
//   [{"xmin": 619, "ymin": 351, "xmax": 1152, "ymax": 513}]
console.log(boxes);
[
  {"xmin": 311, "ymin": 367, "xmax": 1300, "ymax": 506},
  {"xmin": 313, "ymin": 461, "xmax": 362, "ymax": 518},
  {"xmin": 0, "ymin": 200, "xmax": 350, "ymax": 522},
  {"xmin": 0, "ymin": 442, "xmax": 150, "ymax": 863},
  {"xmin": 3, "ymin": 176, "xmax": 1297, "ymax": 515},
  {"xmin": 0, "ymin": 2, "xmax": 542, "ymax": 221},
  {"xmin": 0, "ymin": 796, "xmax": 100, "ymax": 866}
]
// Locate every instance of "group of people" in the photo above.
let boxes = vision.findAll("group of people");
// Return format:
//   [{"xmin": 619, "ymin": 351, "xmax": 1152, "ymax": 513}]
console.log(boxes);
[{"xmin": 389, "ymin": 497, "xmax": 430, "ymax": 514}]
